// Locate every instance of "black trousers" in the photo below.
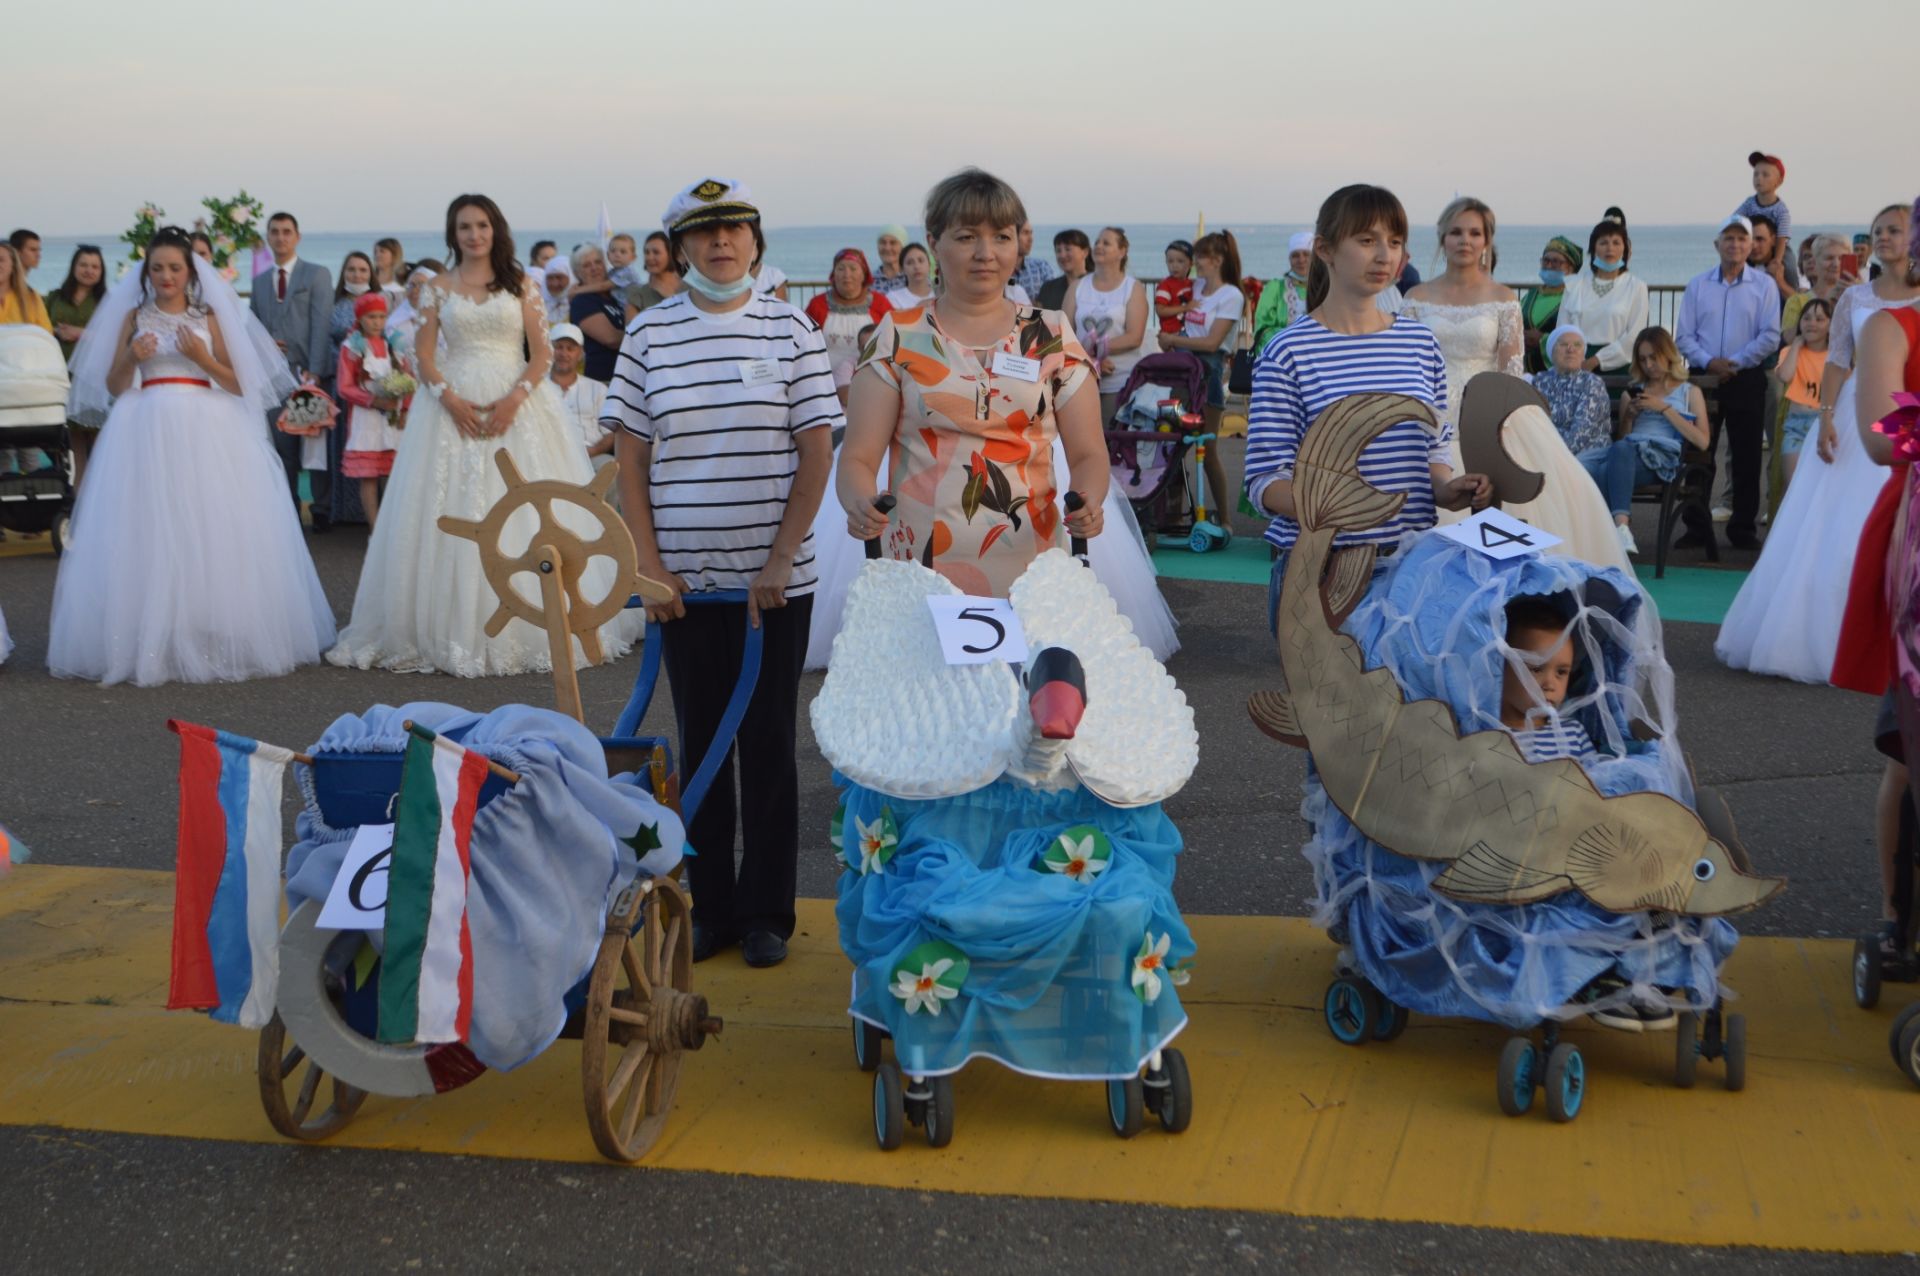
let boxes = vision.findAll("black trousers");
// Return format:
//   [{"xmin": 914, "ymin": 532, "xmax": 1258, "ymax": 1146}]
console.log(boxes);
[
  {"xmin": 1684, "ymin": 365, "xmax": 1768, "ymax": 539},
  {"xmin": 659, "ymin": 593, "xmax": 812, "ymax": 939},
  {"xmin": 268, "ymin": 408, "xmax": 331, "ymax": 516}
]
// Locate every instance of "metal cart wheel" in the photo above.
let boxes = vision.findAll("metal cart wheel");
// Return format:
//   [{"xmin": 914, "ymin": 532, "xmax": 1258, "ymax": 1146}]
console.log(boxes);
[
  {"xmin": 581, "ymin": 878, "xmax": 720, "ymax": 1162},
  {"xmin": 257, "ymin": 1013, "xmax": 368, "ymax": 1142}
]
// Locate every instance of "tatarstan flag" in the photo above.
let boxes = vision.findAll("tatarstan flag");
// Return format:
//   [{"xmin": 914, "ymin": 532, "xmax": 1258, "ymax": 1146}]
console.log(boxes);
[{"xmin": 377, "ymin": 723, "xmax": 488, "ymax": 1046}]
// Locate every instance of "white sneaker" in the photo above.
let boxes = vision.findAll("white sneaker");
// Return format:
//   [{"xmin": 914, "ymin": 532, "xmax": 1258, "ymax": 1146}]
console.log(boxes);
[
  {"xmin": 1711, "ymin": 506, "xmax": 1732, "ymax": 523},
  {"xmin": 1616, "ymin": 523, "xmax": 1639, "ymax": 556}
]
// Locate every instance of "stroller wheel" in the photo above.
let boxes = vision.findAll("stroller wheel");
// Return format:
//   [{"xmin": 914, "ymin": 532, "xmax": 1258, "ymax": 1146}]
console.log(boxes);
[
  {"xmin": 1722, "ymin": 1013, "xmax": 1747, "ymax": 1092},
  {"xmin": 1853, "ymin": 936, "xmax": 1884, "ymax": 1009},
  {"xmin": 1106, "ymin": 1074, "xmax": 1145, "ymax": 1138},
  {"xmin": 851, "ymin": 1017, "xmax": 885, "ymax": 1073},
  {"xmin": 51, "ymin": 509, "xmax": 70, "ymax": 559},
  {"xmin": 1674, "ymin": 1011, "xmax": 1701, "ymax": 1089},
  {"xmin": 1372, "ymin": 999, "xmax": 1410, "ymax": 1042},
  {"xmin": 923, "ymin": 1074, "xmax": 955, "ymax": 1149},
  {"xmin": 1543, "ymin": 1042, "xmax": 1586, "ymax": 1123},
  {"xmin": 1154, "ymin": 1048, "xmax": 1193, "ymax": 1134},
  {"xmin": 1323, "ymin": 977, "xmax": 1376, "ymax": 1046},
  {"xmin": 1496, "ymin": 1037, "xmax": 1538, "ymax": 1117},
  {"xmin": 1889, "ymin": 1001, "xmax": 1920, "ymax": 1068},
  {"xmin": 873, "ymin": 1061, "xmax": 905, "ymax": 1151},
  {"xmin": 1898, "ymin": 1014, "xmax": 1920, "ymax": 1087}
]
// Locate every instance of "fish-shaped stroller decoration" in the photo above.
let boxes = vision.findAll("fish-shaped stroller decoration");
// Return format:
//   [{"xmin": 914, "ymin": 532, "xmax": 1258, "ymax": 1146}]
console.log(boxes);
[{"xmin": 1249, "ymin": 392, "xmax": 1782, "ymax": 916}]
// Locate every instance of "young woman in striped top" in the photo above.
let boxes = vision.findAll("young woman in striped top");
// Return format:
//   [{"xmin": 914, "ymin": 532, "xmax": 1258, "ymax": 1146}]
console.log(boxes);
[
  {"xmin": 1244, "ymin": 184, "xmax": 1491, "ymax": 631},
  {"xmin": 604, "ymin": 178, "xmax": 841, "ymax": 970}
]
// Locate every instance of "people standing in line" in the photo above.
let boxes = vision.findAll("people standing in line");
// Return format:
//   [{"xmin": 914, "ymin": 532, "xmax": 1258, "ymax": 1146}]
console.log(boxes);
[
  {"xmin": 566, "ymin": 243, "xmax": 634, "ymax": 385},
  {"xmin": 1772, "ymin": 298, "xmax": 1832, "ymax": 485},
  {"xmin": 1713, "ymin": 203, "xmax": 1913, "ymax": 682},
  {"xmin": 1158, "ymin": 230, "xmax": 1242, "ymax": 511},
  {"xmin": 1578, "ymin": 328, "xmax": 1712, "ymax": 553},
  {"xmin": 328, "ymin": 193, "xmax": 640, "ymax": 678},
  {"xmin": 1064, "ymin": 227, "xmax": 1150, "ymax": 422},
  {"xmin": 603, "ymin": 178, "xmax": 839, "ymax": 969},
  {"xmin": 1156, "ymin": 239, "xmax": 1195, "ymax": 335},
  {"xmin": 1556, "ymin": 214, "xmax": 1648, "ymax": 374},
  {"xmin": 43, "ymin": 244, "xmax": 107, "ymax": 484},
  {"xmin": 373, "ymin": 237, "xmax": 406, "ymax": 307},
  {"xmin": 1034, "ymin": 229, "xmax": 1089, "ymax": 311},
  {"xmin": 1245, "ymin": 183, "xmax": 1489, "ymax": 634},
  {"xmin": 883, "ymin": 242, "xmax": 935, "ymax": 311},
  {"xmin": 1010, "ymin": 220, "xmax": 1057, "ymax": 302},
  {"xmin": 1401, "ymin": 197, "xmax": 1624, "ymax": 565},
  {"xmin": 250, "ymin": 211, "xmax": 336, "ymax": 532},
  {"xmin": 334, "ymin": 291, "xmax": 406, "ymax": 528},
  {"xmin": 548, "ymin": 323, "xmax": 612, "ymax": 474},
  {"xmin": 624, "ymin": 231, "xmax": 682, "ymax": 312},
  {"xmin": 805, "ymin": 248, "xmax": 892, "ymax": 401},
  {"xmin": 1674, "ymin": 214, "xmax": 1781, "ymax": 551},
  {"xmin": 1251, "ymin": 231, "xmax": 1312, "ymax": 353},
  {"xmin": 49, "ymin": 226, "xmax": 333, "ymax": 685},
  {"xmin": 1518, "ymin": 236, "xmax": 1582, "ymax": 373},
  {"xmin": 872, "ymin": 224, "xmax": 909, "ymax": 296},
  {"xmin": 1733, "ymin": 150, "xmax": 1791, "ymax": 246}
]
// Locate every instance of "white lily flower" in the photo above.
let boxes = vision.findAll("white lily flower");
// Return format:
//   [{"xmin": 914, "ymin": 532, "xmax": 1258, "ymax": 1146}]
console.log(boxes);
[
  {"xmin": 1131, "ymin": 932, "xmax": 1173, "ymax": 1004},
  {"xmin": 1046, "ymin": 833, "xmax": 1109, "ymax": 882},
  {"xmin": 854, "ymin": 812, "xmax": 898, "ymax": 875},
  {"xmin": 891, "ymin": 956, "xmax": 959, "ymax": 1016}
]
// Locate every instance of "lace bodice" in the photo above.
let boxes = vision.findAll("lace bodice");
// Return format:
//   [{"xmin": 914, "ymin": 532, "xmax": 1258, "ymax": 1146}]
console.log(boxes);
[
  {"xmin": 1400, "ymin": 298, "xmax": 1524, "ymax": 422},
  {"xmin": 134, "ymin": 302, "xmax": 213, "ymax": 382},
  {"xmin": 1830, "ymin": 284, "xmax": 1920, "ymax": 371},
  {"xmin": 419, "ymin": 282, "xmax": 546, "ymax": 400}
]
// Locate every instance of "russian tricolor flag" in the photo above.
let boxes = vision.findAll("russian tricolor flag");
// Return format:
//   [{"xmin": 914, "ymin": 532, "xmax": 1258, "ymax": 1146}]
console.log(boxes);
[{"xmin": 167, "ymin": 719, "xmax": 293, "ymax": 1028}]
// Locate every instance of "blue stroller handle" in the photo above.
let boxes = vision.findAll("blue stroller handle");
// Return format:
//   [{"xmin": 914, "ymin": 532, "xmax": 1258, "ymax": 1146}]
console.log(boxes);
[{"xmin": 612, "ymin": 587, "xmax": 762, "ymax": 825}]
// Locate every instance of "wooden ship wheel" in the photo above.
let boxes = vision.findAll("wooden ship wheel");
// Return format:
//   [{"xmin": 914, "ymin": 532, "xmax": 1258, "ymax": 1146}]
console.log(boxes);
[{"xmin": 439, "ymin": 450, "xmax": 673, "ymax": 722}]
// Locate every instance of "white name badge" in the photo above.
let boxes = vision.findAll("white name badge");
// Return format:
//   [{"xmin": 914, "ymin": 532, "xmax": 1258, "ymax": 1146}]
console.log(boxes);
[
  {"xmin": 738, "ymin": 358, "xmax": 780, "ymax": 386},
  {"xmin": 1436, "ymin": 507, "xmax": 1562, "ymax": 561},
  {"xmin": 316, "ymin": 823, "xmax": 396, "ymax": 930},
  {"xmin": 926, "ymin": 595, "xmax": 1030, "ymax": 665},
  {"xmin": 990, "ymin": 350, "xmax": 1041, "ymax": 382}
]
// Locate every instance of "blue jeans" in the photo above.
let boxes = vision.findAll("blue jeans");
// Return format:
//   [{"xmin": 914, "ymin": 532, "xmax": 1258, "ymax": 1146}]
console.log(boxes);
[
  {"xmin": 1579, "ymin": 441, "xmax": 1665, "ymax": 517},
  {"xmin": 1780, "ymin": 406, "xmax": 1820, "ymax": 456}
]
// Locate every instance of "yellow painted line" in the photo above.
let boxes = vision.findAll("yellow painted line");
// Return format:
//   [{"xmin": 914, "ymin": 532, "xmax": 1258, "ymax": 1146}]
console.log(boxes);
[
  {"xmin": 4, "ymin": 864, "xmax": 1919, "ymax": 1252},
  {"xmin": 0, "ymin": 530, "xmax": 54, "ymax": 559}
]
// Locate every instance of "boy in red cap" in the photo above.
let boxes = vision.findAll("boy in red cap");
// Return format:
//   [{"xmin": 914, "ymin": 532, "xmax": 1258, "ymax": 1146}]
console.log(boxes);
[{"xmin": 1733, "ymin": 151, "xmax": 1791, "ymax": 247}]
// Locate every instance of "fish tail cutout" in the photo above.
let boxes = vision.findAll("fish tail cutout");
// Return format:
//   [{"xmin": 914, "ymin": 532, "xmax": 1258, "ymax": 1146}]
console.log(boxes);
[
  {"xmin": 1247, "ymin": 691, "xmax": 1306, "ymax": 747},
  {"xmin": 1433, "ymin": 840, "xmax": 1567, "ymax": 903},
  {"xmin": 1322, "ymin": 544, "xmax": 1378, "ymax": 629},
  {"xmin": 1293, "ymin": 393, "xmax": 1436, "ymax": 533},
  {"xmin": 1566, "ymin": 821, "xmax": 1676, "ymax": 911}
]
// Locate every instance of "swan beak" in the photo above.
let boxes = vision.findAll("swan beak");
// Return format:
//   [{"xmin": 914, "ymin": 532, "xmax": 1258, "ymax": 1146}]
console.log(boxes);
[{"xmin": 1027, "ymin": 648, "xmax": 1088, "ymax": 741}]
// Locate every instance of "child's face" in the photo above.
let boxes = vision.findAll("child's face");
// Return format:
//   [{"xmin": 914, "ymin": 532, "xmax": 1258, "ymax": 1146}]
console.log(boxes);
[
  {"xmin": 1799, "ymin": 306, "xmax": 1830, "ymax": 343},
  {"xmin": 1165, "ymin": 249, "xmax": 1191, "ymax": 278},
  {"xmin": 1503, "ymin": 626, "xmax": 1575, "ymax": 724},
  {"xmin": 608, "ymin": 239, "xmax": 635, "ymax": 268},
  {"xmin": 358, "ymin": 309, "xmax": 385, "ymax": 337},
  {"xmin": 1752, "ymin": 161, "xmax": 1781, "ymax": 195}
]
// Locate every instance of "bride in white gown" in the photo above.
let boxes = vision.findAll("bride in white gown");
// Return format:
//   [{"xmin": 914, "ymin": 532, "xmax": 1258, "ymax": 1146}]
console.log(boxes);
[
  {"xmin": 328, "ymin": 195, "xmax": 641, "ymax": 676},
  {"xmin": 1402, "ymin": 198, "xmax": 1629, "ymax": 572},
  {"xmin": 1717, "ymin": 207, "xmax": 1920, "ymax": 682}
]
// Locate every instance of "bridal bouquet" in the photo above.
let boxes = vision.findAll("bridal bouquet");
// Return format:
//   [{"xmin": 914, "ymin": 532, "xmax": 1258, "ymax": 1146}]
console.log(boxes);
[{"xmin": 275, "ymin": 380, "xmax": 338, "ymax": 437}]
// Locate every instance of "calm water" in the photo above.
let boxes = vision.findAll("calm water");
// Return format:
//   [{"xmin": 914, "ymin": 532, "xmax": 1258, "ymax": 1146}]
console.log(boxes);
[{"xmin": 23, "ymin": 221, "xmax": 1871, "ymax": 294}]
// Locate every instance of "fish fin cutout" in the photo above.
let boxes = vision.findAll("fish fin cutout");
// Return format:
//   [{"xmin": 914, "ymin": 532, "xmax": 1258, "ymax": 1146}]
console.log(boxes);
[
  {"xmin": 1293, "ymin": 393, "xmax": 1436, "ymax": 533},
  {"xmin": 1433, "ymin": 840, "xmax": 1566, "ymax": 904},
  {"xmin": 1247, "ymin": 691, "xmax": 1306, "ymax": 747},
  {"xmin": 1322, "ymin": 545, "xmax": 1378, "ymax": 629}
]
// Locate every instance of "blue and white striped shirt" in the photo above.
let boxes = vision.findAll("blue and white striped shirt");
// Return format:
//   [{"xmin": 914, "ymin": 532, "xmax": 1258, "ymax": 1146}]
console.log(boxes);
[
  {"xmin": 1512, "ymin": 718, "xmax": 1597, "ymax": 764},
  {"xmin": 1243, "ymin": 316, "xmax": 1452, "ymax": 551}
]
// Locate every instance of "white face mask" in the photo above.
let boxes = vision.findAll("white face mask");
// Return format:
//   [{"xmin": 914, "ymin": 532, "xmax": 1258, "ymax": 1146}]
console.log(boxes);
[
  {"xmin": 344, "ymin": 281, "xmax": 370, "ymax": 295},
  {"xmin": 682, "ymin": 261, "xmax": 755, "ymax": 302}
]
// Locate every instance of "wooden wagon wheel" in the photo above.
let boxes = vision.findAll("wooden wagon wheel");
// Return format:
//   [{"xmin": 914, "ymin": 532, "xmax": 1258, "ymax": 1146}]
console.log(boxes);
[
  {"xmin": 438, "ymin": 449, "xmax": 673, "ymax": 721},
  {"xmin": 580, "ymin": 877, "xmax": 721, "ymax": 1162},
  {"xmin": 257, "ymin": 1012, "xmax": 369, "ymax": 1142}
]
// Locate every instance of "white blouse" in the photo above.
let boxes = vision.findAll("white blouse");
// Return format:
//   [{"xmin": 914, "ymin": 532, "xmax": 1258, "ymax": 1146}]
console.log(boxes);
[{"xmin": 1556, "ymin": 269, "xmax": 1650, "ymax": 373}]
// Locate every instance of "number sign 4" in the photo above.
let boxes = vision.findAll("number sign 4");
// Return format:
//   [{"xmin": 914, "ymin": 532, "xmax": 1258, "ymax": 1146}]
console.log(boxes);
[{"xmin": 1435, "ymin": 507, "xmax": 1562, "ymax": 561}]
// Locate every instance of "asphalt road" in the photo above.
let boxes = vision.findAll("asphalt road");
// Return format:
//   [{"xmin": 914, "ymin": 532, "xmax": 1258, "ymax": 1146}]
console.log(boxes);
[{"xmin": 0, "ymin": 447, "xmax": 1899, "ymax": 1271}]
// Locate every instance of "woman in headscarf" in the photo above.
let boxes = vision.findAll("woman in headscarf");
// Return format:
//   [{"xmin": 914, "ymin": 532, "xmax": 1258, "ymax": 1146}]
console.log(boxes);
[
  {"xmin": 1519, "ymin": 235, "xmax": 1583, "ymax": 373},
  {"xmin": 540, "ymin": 254, "xmax": 573, "ymax": 329},
  {"xmin": 872, "ymin": 223, "xmax": 910, "ymax": 296},
  {"xmin": 804, "ymin": 248, "xmax": 892, "ymax": 398}
]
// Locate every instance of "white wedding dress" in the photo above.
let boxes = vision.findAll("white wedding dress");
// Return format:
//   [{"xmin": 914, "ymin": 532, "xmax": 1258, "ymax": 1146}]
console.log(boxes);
[
  {"xmin": 1402, "ymin": 297, "xmax": 1629, "ymax": 572},
  {"xmin": 327, "ymin": 281, "xmax": 642, "ymax": 676},
  {"xmin": 1716, "ymin": 286, "xmax": 1920, "ymax": 683}
]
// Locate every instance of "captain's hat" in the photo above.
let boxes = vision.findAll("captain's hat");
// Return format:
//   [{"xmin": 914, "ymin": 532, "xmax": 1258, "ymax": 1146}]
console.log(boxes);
[{"xmin": 662, "ymin": 178, "xmax": 760, "ymax": 235}]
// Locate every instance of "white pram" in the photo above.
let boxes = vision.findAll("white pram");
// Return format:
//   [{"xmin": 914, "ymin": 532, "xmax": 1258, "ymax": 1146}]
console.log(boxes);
[{"xmin": 0, "ymin": 323, "xmax": 74, "ymax": 555}]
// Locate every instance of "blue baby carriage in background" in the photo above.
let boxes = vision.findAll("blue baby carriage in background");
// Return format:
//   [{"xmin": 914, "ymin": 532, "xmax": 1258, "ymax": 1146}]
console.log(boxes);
[
  {"xmin": 816, "ymin": 510, "xmax": 1202, "ymax": 1149},
  {"xmin": 229, "ymin": 454, "xmax": 754, "ymax": 1161}
]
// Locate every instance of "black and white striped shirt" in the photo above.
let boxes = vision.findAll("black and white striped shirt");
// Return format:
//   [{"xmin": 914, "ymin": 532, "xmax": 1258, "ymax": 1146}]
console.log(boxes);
[{"xmin": 601, "ymin": 293, "xmax": 843, "ymax": 595}]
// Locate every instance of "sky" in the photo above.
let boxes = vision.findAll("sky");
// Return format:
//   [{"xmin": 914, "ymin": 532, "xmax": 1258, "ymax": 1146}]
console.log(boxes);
[{"xmin": 11, "ymin": 0, "xmax": 1908, "ymax": 236}]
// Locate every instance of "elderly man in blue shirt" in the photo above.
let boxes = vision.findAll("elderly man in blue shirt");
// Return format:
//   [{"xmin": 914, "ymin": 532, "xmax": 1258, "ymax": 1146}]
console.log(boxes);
[{"xmin": 1675, "ymin": 214, "xmax": 1781, "ymax": 550}]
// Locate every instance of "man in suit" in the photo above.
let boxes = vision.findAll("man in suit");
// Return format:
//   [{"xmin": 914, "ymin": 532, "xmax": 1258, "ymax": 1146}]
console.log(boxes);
[{"xmin": 251, "ymin": 212, "xmax": 335, "ymax": 530}]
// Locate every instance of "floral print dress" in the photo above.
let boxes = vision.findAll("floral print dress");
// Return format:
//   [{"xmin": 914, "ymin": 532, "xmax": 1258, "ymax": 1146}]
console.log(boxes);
[{"xmin": 856, "ymin": 304, "xmax": 1092, "ymax": 597}]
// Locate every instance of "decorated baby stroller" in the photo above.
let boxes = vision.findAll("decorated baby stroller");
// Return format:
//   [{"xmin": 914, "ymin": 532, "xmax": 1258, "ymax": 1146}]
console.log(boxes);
[
  {"xmin": 815, "ymin": 504, "xmax": 1201, "ymax": 1148},
  {"xmin": 1103, "ymin": 351, "xmax": 1215, "ymax": 547},
  {"xmin": 177, "ymin": 455, "xmax": 739, "ymax": 1162},
  {"xmin": 0, "ymin": 323, "xmax": 75, "ymax": 554},
  {"xmin": 1251, "ymin": 391, "xmax": 1783, "ymax": 1122}
]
